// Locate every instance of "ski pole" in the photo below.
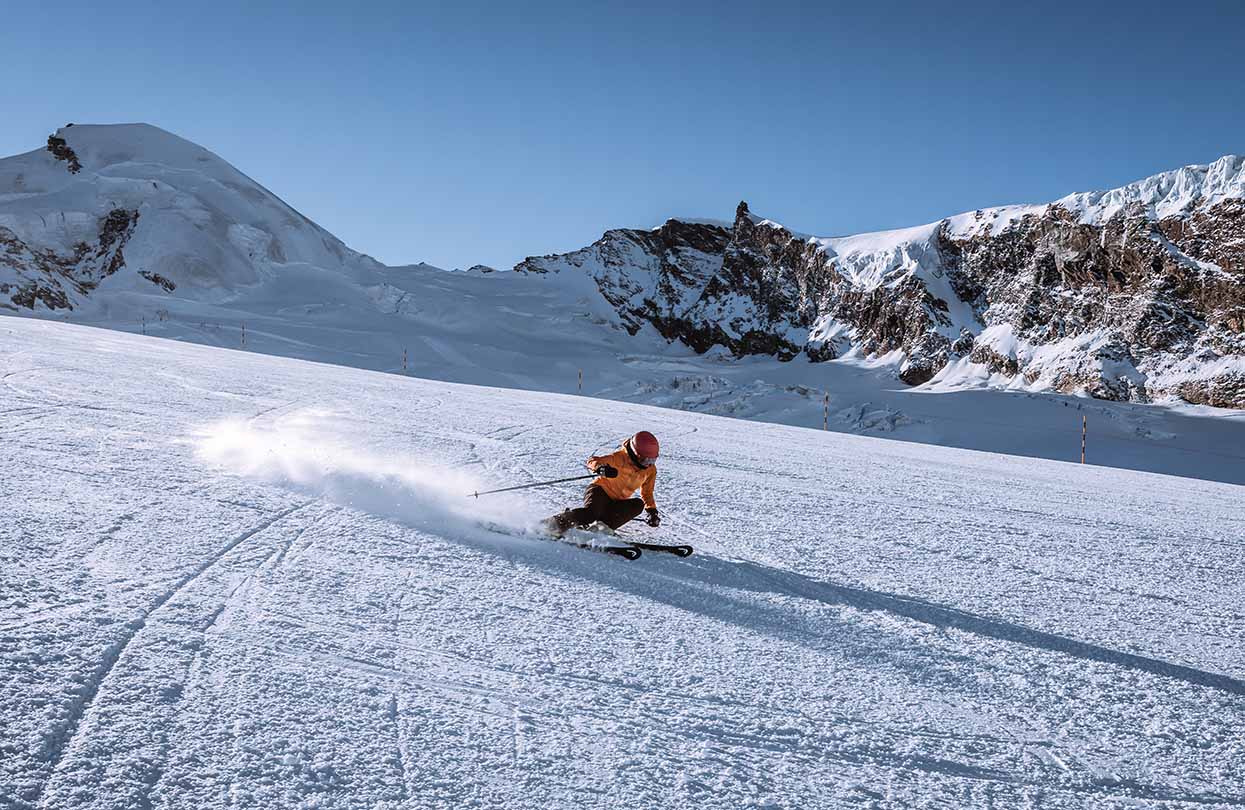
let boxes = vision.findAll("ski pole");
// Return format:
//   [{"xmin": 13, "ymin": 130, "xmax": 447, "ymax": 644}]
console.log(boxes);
[{"xmin": 468, "ymin": 473, "xmax": 598, "ymax": 499}]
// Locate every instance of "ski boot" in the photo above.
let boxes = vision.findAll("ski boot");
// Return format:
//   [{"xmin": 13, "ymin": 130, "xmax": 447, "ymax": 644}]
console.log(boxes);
[{"xmin": 543, "ymin": 511, "xmax": 576, "ymax": 537}]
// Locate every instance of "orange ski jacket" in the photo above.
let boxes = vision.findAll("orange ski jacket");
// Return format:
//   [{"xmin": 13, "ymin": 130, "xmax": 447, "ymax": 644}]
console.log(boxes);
[{"xmin": 586, "ymin": 446, "xmax": 657, "ymax": 509}]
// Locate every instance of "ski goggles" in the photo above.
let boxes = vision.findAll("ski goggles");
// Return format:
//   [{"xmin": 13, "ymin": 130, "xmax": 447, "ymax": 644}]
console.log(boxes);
[{"xmin": 626, "ymin": 438, "xmax": 658, "ymax": 466}]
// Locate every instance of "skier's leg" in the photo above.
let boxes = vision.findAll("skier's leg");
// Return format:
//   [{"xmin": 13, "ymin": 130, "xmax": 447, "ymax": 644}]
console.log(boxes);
[
  {"xmin": 601, "ymin": 497, "xmax": 644, "ymax": 530},
  {"xmin": 563, "ymin": 485, "xmax": 611, "ymax": 528},
  {"xmin": 547, "ymin": 486, "xmax": 596, "ymax": 534}
]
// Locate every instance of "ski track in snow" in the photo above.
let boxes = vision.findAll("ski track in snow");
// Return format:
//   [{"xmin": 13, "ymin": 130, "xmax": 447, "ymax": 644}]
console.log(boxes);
[
  {"xmin": 1, "ymin": 319, "xmax": 1244, "ymax": 809},
  {"xmin": 28, "ymin": 504, "xmax": 311, "ymax": 808}
]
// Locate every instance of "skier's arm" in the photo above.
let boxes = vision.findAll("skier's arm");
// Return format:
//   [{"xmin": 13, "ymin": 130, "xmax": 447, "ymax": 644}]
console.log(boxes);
[
  {"xmin": 586, "ymin": 450, "xmax": 622, "ymax": 477},
  {"xmin": 641, "ymin": 466, "xmax": 657, "ymax": 509}
]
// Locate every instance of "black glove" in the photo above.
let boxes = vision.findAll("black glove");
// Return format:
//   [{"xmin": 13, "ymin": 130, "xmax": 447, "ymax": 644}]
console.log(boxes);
[
  {"xmin": 645, "ymin": 508, "xmax": 660, "ymax": 528},
  {"xmin": 593, "ymin": 464, "xmax": 618, "ymax": 479}
]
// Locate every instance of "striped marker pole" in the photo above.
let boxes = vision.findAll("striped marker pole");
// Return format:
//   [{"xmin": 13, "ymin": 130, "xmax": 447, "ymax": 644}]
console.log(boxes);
[{"xmin": 1081, "ymin": 416, "xmax": 1086, "ymax": 464}]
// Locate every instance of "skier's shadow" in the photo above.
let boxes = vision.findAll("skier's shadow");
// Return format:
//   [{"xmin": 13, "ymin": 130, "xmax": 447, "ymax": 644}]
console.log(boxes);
[
  {"xmin": 446, "ymin": 521, "xmax": 1244, "ymax": 698},
  {"xmin": 543, "ymin": 542, "xmax": 1245, "ymax": 699}
]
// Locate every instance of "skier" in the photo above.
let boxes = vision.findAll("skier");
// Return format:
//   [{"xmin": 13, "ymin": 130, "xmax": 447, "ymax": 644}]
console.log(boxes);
[{"xmin": 547, "ymin": 431, "xmax": 661, "ymax": 535}]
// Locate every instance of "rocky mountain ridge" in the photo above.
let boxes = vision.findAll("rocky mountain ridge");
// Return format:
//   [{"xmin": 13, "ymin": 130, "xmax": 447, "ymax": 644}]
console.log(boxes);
[{"xmin": 518, "ymin": 156, "xmax": 1245, "ymax": 407}]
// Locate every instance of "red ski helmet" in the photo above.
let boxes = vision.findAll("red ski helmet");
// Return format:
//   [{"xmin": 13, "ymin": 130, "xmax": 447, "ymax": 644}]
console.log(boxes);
[{"xmin": 629, "ymin": 431, "xmax": 659, "ymax": 465}]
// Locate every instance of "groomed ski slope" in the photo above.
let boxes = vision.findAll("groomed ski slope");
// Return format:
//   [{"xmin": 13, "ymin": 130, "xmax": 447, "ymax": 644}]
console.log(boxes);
[{"xmin": 2, "ymin": 317, "xmax": 1243, "ymax": 810}]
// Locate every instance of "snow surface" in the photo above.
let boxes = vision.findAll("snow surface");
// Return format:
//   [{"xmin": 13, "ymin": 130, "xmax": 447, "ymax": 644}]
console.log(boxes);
[
  {"xmin": 3, "ymin": 318, "xmax": 1244, "ymax": 809},
  {"xmin": 15, "ymin": 284, "xmax": 1245, "ymax": 487}
]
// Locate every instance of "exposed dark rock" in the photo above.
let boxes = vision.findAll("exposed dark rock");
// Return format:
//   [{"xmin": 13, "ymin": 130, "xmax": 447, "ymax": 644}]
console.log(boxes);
[
  {"xmin": 8, "ymin": 279, "xmax": 72, "ymax": 310},
  {"xmin": 969, "ymin": 342, "xmax": 1019, "ymax": 376},
  {"xmin": 940, "ymin": 201, "xmax": 1244, "ymax": 405},
  {"xmin": 517, "ymin": 218, "xmax": 733, "ymax": 338},
  {"xmin": 1176, "ymin": 372, "xmax": 1245, "ymax": 408},
  {"xmin": 1, "ymin": 208, "xmax": 140, "ymax": 311},
  {"xmin": 46, "ymin": 134, "xmax": 82, "ymax": 174},
  {"xmin": 139, "ymin": 270, "xmax": 176, "ymax": 292}
]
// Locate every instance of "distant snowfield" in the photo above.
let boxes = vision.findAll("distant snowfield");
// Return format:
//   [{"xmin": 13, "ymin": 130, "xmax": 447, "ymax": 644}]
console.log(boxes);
[
  {"xmin": 2, "ymin": 318, "xmax": 1243, "ymax": 809},
  {"xmin": 18, "ymin": 279, "xmax": 1245, "ymax": 488}
]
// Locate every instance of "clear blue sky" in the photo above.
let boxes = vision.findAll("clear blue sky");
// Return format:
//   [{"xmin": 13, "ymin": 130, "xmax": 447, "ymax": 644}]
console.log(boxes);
[{"xmin": 4, "ymin": 0, "xmax": 1243, "ymax": 271}]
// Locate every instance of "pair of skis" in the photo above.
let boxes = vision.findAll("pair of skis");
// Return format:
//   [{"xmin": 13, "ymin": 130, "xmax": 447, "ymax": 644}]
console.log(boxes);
[
  {"xmin": 554, "ymin": 522, "xmax": 692, "ymax": 560},
  {"xmin": 487, "ymin": 521, "xmax": 693, "ymax": 560},
  {"xmin": 576, "ymin": 537, "xmax": 694, "ymax": 561}
]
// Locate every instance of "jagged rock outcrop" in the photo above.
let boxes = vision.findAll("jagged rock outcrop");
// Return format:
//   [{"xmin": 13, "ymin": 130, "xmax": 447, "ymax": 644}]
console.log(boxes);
[
  {"xmin": 46, "ymin": 133, "xmax": 82, "ymax": 174},
  {"xmin": 937, "ymin": 191, "xmax": 1245, "ymax": 404},
  {"xmin": 518, "ymin": 155, "xmax": 1245, "ymax": 407},
  {"xmin": 0, "ymin": 208, "xmax": 140, "ymax": 311},
  {"xmin": 516, "ymin": 218, "xmax": 733, "ymax": 337}
]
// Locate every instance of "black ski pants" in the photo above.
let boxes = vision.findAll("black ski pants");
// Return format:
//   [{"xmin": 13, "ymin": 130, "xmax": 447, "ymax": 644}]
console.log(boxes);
[{"xmin": 567, "ymin": 484, "xmax": 645, "ymax": 530}]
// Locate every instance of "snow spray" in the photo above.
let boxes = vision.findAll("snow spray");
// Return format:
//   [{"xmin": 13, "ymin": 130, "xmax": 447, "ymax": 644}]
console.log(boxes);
[{"xmin": 193, "ymin": 410, "xmax": 534, "ymax": 533}]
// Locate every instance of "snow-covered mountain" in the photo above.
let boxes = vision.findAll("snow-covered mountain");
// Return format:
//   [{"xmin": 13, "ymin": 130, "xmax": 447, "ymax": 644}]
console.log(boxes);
[
  {"xmin": 4, "ymin": 124, "xmax": 1243, "ymax": 410},
  {"xmin": 0, "ymin": 124, "xmax": 410, "ymax": 312},
  {"xmin": 2, "ymin": 124, "xmax": 1244, "ymax": 486},
  {"xmin": 519, "ymin": 159, "xmax": 1245, "ymax": 408}
]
